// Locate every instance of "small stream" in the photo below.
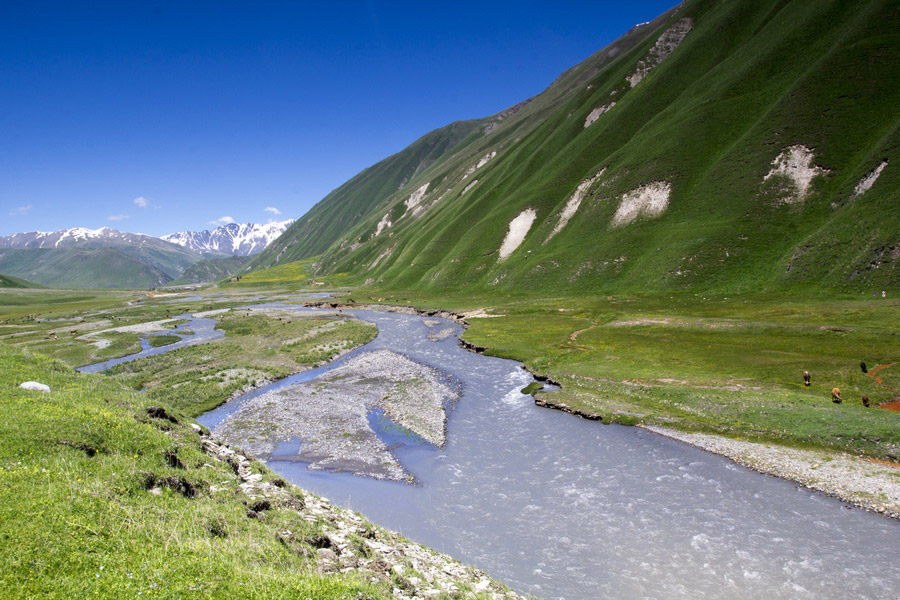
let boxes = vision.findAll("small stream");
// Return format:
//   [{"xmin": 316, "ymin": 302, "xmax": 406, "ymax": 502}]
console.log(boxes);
[
  {"xmin": 76, "ymin": 315, "xmax": 223, "ymax": 373},
  {"xmin": 199, "ymin": 307, "xmax": 898, "ymax": 600}
]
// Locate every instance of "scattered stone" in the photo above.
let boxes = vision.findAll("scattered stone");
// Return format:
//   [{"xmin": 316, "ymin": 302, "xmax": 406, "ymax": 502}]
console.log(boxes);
[
  {"xmin": 215, "ymin": 349, "xmax": 457, "ymax": 481},
  {"xmin": 196, "ymin": 435, "xmax": 523, "ymax": 597},
  {"xmin": 627, "ymin": 18, "xmax": 693, "ymax": 87},
  {"xmin": 762, "ymin": 145, "xmax": 829, "ymax": 203},
  {"xmin": 19, "ymin": 381, "xmax": 50, "ymax": 393},
  {"xmin": 611, "ymin": 181, "xmax": 672, "ymax": 227}
]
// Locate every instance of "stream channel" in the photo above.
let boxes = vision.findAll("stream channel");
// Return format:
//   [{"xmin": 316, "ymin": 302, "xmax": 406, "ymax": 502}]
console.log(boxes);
[{"xmin": 90, "ymin": 302, "xmax": 899, "ymax": 599}]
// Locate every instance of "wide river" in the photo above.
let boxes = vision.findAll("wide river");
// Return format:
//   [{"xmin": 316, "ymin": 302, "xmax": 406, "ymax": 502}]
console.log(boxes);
[{"xmin": 173, "ymin": 305, "xmax": 896, "ymax": 599}]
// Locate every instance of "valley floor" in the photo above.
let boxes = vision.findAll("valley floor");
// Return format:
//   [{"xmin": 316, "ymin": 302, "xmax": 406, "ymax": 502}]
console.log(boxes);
[{"xmin": 319, "ymin": 288, "xmax": 900, "ymax": 517}]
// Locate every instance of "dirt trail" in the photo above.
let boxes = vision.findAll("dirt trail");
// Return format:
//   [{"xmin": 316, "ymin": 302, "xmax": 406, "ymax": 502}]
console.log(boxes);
[
  {"xmin": 565, "ymin": 322, "xmax": 598, "ymax": 351},
  {"xmin": 867, "ymin": 362, "xmax": 895, "ymax": 387}
]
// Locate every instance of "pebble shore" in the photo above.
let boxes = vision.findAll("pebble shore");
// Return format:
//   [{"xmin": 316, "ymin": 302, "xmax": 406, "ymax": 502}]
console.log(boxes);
[{"xmin": 644, "ymin": 425, "xmax": 900, "ymax": 519}]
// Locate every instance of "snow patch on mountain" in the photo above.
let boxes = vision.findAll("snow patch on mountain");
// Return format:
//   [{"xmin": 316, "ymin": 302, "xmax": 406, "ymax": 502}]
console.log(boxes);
[
  {"xmin": 498, "ymin": 208, "xmax": 537, "ymax": 261},
  {"xmin": 161, "ymin": 221, "xmax": 293, "ymax": 256},
  {"xmin": 0, "ymin": 227, "xmax": 153, "ymax": 249}
]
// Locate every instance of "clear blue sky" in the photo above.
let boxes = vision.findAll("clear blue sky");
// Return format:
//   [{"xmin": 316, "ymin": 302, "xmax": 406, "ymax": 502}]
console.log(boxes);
[{"xmin": 1, "ymin": 1, "xmax": 676, "ymax": 237}]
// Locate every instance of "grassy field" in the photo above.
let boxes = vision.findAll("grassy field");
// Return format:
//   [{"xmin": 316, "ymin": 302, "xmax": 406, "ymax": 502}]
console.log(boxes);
[
  {"xmin": 337, "ymin": 288, "xmax": 900, "ymax": 460},
  {"xmin": 223, "ymin": 257, "xmax": 317, "ymax": 287}
]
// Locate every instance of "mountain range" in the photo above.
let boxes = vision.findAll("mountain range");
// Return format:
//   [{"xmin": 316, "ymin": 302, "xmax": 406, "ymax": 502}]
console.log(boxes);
[
  {"xmin": 0, "ymin": 222, "xmax": 290, "ymax": 288},
  {"xmin": 162, "ymin": 221, "xmax": 294, "ymax": 256},
  {"xmin": 246, "ymin": 0, "xmax": 898, "ymax": 294}
]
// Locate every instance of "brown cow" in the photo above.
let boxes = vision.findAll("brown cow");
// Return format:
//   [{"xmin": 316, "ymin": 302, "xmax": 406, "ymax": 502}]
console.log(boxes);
[
  {"xmin": 831, "ymin": 387, "xmax": 842, "ymax": 403},
  {"xmin": 862, "ymin": 394, "xmax": 870, "ymax": 407},
  {"xmin": 803, "ymin": 371, "xmax": 811, "ymax": 387}
]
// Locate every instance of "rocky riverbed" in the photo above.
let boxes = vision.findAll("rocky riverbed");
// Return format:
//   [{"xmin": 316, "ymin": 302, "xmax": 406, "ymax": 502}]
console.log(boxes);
[{"xmin": 215, "ymin": 349, "xmax": 458, "ymax": 482}]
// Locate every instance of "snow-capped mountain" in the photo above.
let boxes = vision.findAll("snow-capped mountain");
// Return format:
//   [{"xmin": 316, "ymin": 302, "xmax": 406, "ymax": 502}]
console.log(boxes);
[
  {"xmin": 0, "ymin": 226, "xmax": 206, "ymax": 279},
  {"xmin": 0, "ymin": 226, "xmax": 155, "ymax": 249},
  {"xmin": 161, "ymin": 221, "xmax": 293, "ymax": 256}
]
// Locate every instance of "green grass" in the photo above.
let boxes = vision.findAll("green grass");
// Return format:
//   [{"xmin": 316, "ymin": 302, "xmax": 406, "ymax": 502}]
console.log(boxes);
[
  {"xmin": 0, "ymin": 247, "xmax": 176, "ymax": 289},
  {"xmin": 344, "ymin": 288, "xmax": 900, "ymax": 460},
  {"xmin": 0, "ymin": 344, "xmax": 402, "ymax": 599},
  {"xmin": 224, "ymin": 257, "xmax": 318, "ymax": 287},
  {"xmin": 147, "ymin": 334, "xmax": 181, "ymax": 348}
]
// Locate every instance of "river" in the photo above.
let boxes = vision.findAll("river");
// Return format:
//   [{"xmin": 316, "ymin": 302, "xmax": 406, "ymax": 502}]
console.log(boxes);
[
  {"xmin": 81, "ymin": 302, "xmax": 899, "ymax": 599},
  {"xmin": 197, "ymin": 306, "xmax": 898, "ymax": 600}
]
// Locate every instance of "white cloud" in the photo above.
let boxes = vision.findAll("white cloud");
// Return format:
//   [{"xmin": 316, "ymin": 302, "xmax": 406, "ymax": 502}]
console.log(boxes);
[
  {"xmin": 264, "ymin": 206, "xmax": 282, "ymax": 215},
  {"xmin": 107, "ymin": 214, "xmax": 129, "ymax": 221},
  {"xmin": 209, "ymin": 216, "xmax": 235, "ymax": 226},
  {"xmin": 133, "ymin": 197, "xmax": 149, "ymax": 208},
  {"xmin": 8, "ymin": 204, "xmax": 32, "ymax": 216}
]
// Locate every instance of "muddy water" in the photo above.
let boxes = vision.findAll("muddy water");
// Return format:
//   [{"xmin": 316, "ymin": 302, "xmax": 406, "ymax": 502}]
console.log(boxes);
[{"xmin": 199, "ymin": 307, "xmax": 898, "ymax": 600}]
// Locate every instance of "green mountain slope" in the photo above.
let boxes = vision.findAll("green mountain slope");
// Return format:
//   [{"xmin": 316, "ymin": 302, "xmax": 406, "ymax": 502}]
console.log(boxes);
[
  {"xmin": 0, "ymin": 273, "xmax": 43, "ymax": 288},
  {"xmin": 171, "ymin": 255, "xmax": 251, "ymax": 285},
  {"xmin": 0, "ymin": 248, "xmax": 173, "ymax": 289},
  {"xmin": 248, "ymin": 118, "xmax": 507, "ymax": 270},
  {"xmin": 255, "ymin": 0, "xmax": 898, "ymax": 294}
]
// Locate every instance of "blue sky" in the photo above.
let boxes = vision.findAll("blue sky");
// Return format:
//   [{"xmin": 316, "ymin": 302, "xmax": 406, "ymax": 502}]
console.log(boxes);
[{"xmin": 1, "ymin": 1, "xmax": 676, "ymax": 237}]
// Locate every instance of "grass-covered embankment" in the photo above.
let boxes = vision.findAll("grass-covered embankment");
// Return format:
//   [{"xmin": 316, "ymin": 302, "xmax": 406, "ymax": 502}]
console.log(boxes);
[
  {"xmin": 340, "ymin": 289, "xmax": 900, "ymax": 461},
  {"xmin": 0, "ymin": 345, "xmax": 522, "ymax": 599},
  {"xmin": 0, "ymin": 345, "xmax": 381, "ymax": 598}
]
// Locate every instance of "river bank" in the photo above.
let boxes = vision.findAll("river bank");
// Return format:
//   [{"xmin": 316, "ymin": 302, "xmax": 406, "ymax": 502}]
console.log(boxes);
[
  {"xmin": 643, "ymin": 426, "xmax": 900, "ymax": 519},
  {"xmin": 305, "ymin": 297, "xmax": 900, "ymax": 520}
]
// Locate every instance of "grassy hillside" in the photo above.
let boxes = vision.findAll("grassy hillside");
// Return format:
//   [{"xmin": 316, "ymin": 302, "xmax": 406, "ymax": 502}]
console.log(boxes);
[
  {"xmin": 255, "ymin": 0, "xmax": 898, "ymax": 295},
  {"xmin": 0, "ymin": 273, "xmax": 43, "ymax": 288},
  {"xmin": 0, "ymin": 248, "xmax": 173, "ymax": 289},
  {"xmin": 171, "ymin": 255, "xmax": 250, "ymax": 285},
  {"xmin": 247, "ymin": 118, "xmax": 496, "ymax": 271}
]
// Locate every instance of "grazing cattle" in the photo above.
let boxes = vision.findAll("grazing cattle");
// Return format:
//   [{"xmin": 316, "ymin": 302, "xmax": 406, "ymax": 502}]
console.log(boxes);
[
  {"xmin": 862, "ymin": 394, "xmax": 870, "ymax": 407},
  {"xmin": 831, "ymin": 387, "xmax": 842, "ymax": 403},
  {"xmin": 860, "ymin": 361, "xmax": 868, "ymax": 373},
  {"xmin": 803, "ymin": 371, "xmax": 811, "ymax": 386}
]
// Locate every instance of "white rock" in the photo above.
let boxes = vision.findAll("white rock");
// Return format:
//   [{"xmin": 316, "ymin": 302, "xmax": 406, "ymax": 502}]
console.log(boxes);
[{"xmin": 19, "ymin": 381, "xmax": 50, "ymax": 393}]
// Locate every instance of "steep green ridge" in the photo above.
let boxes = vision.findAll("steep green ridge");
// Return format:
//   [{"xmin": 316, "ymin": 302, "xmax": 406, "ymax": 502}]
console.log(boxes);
[
  {"xmin": 0, "ymin": 273, "xmax": 43, "ymax": 288},
  {"xmin": 0, "ymin": 248, "xmax": 173, "ymax": 289},
  {"xmin": 256, "ymin": 0, "xmax": 898, "ymax": 294},
  {"xmin": 248, "ymin": 118, "xmax": 496, "ymax": 270},
  {"xmin": 171, "ymin": 255, "xmax": 250, "ymax": 285}
]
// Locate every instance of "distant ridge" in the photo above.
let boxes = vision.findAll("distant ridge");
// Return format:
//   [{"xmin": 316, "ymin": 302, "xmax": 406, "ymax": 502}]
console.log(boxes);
[
  {"xmin": 0, "ymin": 227, "xmax": 203, "ymax": 278},
  {"xmin": 0, "ymin": 273, "xmax": 44, "ymax": 289}
]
